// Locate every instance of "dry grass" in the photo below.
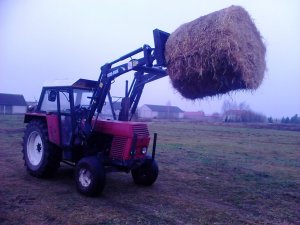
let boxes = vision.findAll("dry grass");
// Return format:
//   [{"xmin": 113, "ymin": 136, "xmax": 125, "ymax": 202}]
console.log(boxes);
[
  {"xmin": 0, "ymin": 115, "xmax": 299, "ymax": 224},
  {"xmin": 165, "ymin": 6, "xmax": 266, "ymax": 99}
]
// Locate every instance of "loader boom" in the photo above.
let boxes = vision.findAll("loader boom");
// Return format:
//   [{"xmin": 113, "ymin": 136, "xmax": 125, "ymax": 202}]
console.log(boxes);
[{"xmin": 83, "ymin": 29, "xmax": 170, "ymax": 137}]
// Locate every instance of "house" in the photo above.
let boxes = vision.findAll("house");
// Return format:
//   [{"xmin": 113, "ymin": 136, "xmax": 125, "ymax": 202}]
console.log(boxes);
[
  {"xmin": 184, "ymin": 111, "xmax": 205, "ymax": 120},
  {"xmin": 139, "ymin": 104, "xmax": 184, "ymax": 119},
  {"xmin": 0, "ymin": 93, "xmax": 27, "ymax": 114},
  {"xmin": 101, "ymin": 101, "xmax": 122, "ymax": 119}
]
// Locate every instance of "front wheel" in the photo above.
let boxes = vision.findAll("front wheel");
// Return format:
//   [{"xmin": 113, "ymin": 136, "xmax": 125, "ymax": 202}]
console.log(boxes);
[
  {"xmin": 75, "ymin": 156, "xmax": 106, "ymax": 196},
  {"xmin": 131, "ymin": 158, "xmax": 159, "ymax": 186}
]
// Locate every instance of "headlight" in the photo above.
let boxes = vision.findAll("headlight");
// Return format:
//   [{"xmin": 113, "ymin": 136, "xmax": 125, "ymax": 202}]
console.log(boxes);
[{"xmin": 141, "ymin": 147, "xmax": 147, "ymax": 155}]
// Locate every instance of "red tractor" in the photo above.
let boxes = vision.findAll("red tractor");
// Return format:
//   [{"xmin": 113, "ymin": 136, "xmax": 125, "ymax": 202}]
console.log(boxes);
[{"xmin": 22, "ymin": 29, "xmax": 169, "ymax": 196}]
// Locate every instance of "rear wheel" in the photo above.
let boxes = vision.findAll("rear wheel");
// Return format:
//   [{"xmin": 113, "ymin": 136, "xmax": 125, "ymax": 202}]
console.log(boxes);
[
  {"xmin": 22, "ymin": 120, "xmax": 61, "ymax": 177},
  {"xmin": 131, "ymin": 158, "xmax": 159, "ymax": 186},
  {"xmin": 75, "ymin": 156, "xmax": 106, "ymax": 196}
]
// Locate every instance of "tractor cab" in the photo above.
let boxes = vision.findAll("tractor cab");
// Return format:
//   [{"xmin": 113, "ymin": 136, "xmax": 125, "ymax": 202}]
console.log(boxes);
[{"xmin": 28, "ymin": 79, "xmax": 97, "ymax": 147}]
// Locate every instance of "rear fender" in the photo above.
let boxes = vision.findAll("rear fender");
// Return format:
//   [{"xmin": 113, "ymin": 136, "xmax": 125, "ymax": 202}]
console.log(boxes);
[{"xmin": 24, "ymin": 113, "xmax": 60, "ymax": 146}]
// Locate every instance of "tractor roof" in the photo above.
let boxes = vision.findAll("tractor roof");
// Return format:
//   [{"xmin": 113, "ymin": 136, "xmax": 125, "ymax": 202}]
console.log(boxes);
[{"xmin": 43, "ymin": 78, "xmax": 97, "ymax": 89}]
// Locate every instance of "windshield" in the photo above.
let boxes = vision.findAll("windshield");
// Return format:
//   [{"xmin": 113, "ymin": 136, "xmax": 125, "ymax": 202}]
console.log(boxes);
[{"xmin": 73, "ymin": 89, "xmax": 93, "ymax": 108}]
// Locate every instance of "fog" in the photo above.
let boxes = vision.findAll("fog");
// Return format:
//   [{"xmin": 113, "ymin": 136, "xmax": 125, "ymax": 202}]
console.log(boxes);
[{"xmin": 0, "ymin": 0, "xmax": 299, "ymax": 118}]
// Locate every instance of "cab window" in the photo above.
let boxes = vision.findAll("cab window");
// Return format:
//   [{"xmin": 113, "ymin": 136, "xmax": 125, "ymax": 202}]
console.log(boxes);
[
  {"xmin": 40, "ymin": 90, "xmax": 58, "ymax": 112},
  {"xmin": 59, "ymin": 91, "xmax": 71, "ymax": 113}
]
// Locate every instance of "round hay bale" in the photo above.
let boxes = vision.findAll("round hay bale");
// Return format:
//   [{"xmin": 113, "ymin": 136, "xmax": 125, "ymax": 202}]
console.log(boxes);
[{"xmin": 165, "ymin": 5, "xmax": 266, "ymax": 99}]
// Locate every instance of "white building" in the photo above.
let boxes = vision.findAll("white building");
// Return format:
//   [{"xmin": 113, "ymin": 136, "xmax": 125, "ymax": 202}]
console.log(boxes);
[
  {"xmin": 139, "ymin": 104, "xmax": 184, "ymax": 119},
  {"xmin": 0, "ymin": 93, "xmax": 27, "ymax": 114},
  {"xmin": 101, "ymin": 101, "xmax": 122, "ymax": 119}
]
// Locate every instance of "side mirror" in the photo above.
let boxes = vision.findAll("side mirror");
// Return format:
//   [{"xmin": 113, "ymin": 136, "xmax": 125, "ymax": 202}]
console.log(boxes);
[{"xmin": 48, "ymin": 90, "xmax": 57, "ymax": 102}]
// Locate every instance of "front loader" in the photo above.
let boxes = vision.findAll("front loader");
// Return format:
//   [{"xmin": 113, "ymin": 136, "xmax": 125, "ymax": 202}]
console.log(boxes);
[{"xmin": 22, "ymin": 29, "xmax": 170, "ymax": 196}]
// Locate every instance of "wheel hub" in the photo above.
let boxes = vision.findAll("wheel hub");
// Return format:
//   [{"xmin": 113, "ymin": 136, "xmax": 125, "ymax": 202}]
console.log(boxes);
[
  {"xmin": 79, "ymin": 168, "xmax": 92, "ymax": 187},
  {"xmin": 37, "ymin": 143, "xmax": 42, "ymax": 152}
]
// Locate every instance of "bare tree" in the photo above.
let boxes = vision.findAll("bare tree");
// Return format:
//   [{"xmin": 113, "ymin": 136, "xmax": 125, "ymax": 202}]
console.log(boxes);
[
  {"xmin": 222, "ymin": 100, "xmax": 238, "ymax": 113},
  {"xmin": 222, "ymin": 100, "xmax": 251, "ymax": 113},
  {"xmin": 238, "ymin": 102, "xmax": 250, "ymax": 111}
]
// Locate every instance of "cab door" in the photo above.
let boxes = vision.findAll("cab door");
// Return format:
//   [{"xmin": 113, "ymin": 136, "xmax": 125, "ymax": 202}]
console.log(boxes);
[
  {"xmin": 38, "ymin": 88, "xmax": 74, "ymax": 147},
  {"xmin": 58, "ymin": 90, "xmax": 74, "ymax": 146}
]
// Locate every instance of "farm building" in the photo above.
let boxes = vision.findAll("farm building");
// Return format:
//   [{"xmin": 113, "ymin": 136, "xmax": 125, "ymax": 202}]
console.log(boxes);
[
  {"xmin": 0, "ymin": 93, "xmax": 27, "ymax": 114},
  {"xmin": 101, "ymin": 101, "xmax": 122, "ymax": 119},
  {"xmin": 139, "ymin": 104, "xmax": 184, "ymax": 119},
  {"xmin": 184, "ymin": 111, "xmax": 205, "ymax": 120}
]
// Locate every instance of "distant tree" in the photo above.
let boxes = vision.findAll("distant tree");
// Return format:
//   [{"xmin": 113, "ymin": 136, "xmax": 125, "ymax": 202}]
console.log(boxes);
[
  {"xmin": 222, "ymin": 100, "xmax": 267, "ymax": 123},
  {"xmin": 222, "ymin": 100, "xmax": 238, "ymax": 113},
  {"xmin": 281, "ymin": 115, "xmax": 300, "ymax": 124},
  {"xmin": 225, "ymin": 109, "xmax": 266, "ymax": 123},
  {"xmin": 222, "ymin": 100, "xmax": 251, "ymax": 114},
  {"xmin": 290, "ymin": 114, "xmax": 300, "ymax": 124},
  {"xmin": 268, "ymin": 117, "xmax": 273, "ymax": 123},
  {"xmin": 285, "ymin": 117, "xmax": 290, "ymax": 123},
  {"xmin": 238, "ymin": 102, "xmax": 250, "ymax": 111}
]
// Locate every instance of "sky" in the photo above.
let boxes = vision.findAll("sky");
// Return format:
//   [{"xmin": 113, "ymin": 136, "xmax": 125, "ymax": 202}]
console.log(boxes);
[{"xmin": 0, "ymin": 0, "xmax": 299, "ymax": 118}]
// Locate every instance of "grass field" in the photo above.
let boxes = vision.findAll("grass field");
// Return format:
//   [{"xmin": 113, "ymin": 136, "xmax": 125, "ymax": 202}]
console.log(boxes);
[{"xmin": 0, "ymin": 115, "xmax": 299, "ymax": 224}]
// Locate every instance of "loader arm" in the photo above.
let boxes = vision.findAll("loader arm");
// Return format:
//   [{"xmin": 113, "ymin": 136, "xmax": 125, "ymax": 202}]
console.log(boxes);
[{"xmin": 82, "ymin": 29, "xmax": 170, "ymax": 137}]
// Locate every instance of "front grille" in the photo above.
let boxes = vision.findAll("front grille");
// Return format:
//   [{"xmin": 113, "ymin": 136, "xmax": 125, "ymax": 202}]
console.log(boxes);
[
  {"xmin": 110, "ymin": 136, "xmax": 127, "ymax": 160},
  {"xmin": 133, "ymin": 124, "xmax": 149, "ymax": 137}
]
